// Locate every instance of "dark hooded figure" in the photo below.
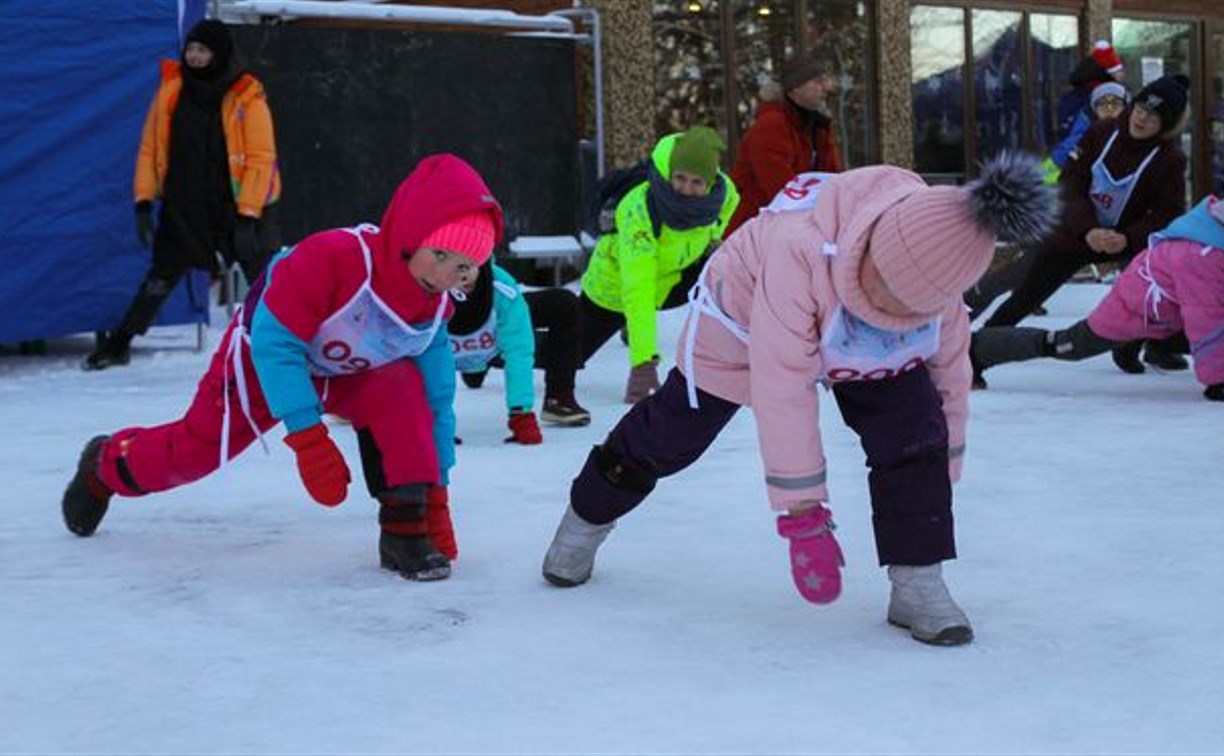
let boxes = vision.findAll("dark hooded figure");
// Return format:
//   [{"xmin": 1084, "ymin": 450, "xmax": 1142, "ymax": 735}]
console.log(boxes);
[{"xmin": 85, "ymin": 19, "xmax": 282, "ymax": 370}]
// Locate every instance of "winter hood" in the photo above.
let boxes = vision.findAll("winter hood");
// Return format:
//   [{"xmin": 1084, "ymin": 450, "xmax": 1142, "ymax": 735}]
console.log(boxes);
[
  {"xmin": 373, "ymin": 154, "xmax": 504, "ymax": 296},
  {"xmin": 1152, "ymin": 196, "xmax": 1224, "ymax": 250}
]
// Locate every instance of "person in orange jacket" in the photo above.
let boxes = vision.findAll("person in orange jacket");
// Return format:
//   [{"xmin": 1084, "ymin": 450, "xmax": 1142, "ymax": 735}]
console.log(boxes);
[
  {"xmin": 86, "ymin": 19, "xmax": 281, "ymax": 371},
  {"xmin": 725, "ymin": 54, "xmax": 843, "ymax": 236}
]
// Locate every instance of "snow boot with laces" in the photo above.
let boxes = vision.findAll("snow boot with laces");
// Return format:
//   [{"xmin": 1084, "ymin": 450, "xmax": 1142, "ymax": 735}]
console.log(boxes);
[
  {"xmin": 887, "ymin": 563, "xmax": 973, "ymax": 646},
  {"xmin": 541, "ymin": 388, "xmax": 591, "ymax": 427}
]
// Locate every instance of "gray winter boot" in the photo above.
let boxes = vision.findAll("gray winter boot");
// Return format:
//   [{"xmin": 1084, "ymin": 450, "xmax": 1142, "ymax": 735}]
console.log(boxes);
[
  {"xmin": 887, "ymin": 563, "xmax": 973, "ymax": 646},
  {"xmin": 542, "ymin": 505, "xmax": 615, "ymax": 587}
]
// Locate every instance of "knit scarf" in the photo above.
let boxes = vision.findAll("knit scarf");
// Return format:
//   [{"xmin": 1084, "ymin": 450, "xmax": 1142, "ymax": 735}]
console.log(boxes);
[{"xmin": 646, "ymin": 163, "xmax": 726, "ymax": 232}]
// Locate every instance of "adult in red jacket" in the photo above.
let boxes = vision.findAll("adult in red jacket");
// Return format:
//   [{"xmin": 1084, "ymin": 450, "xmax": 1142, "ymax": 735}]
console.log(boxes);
[{"xmin": 726, "ymin": 55, "xmax": 843, "ymax": 236}]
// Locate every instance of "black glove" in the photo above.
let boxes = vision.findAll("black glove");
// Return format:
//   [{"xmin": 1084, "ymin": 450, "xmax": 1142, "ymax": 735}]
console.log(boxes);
[
  {"xmin": 1204, "ymin": 384, "xmax": 1224, "ymax": 402},
  {"xmin": 134, "ymin": 201, "xmax": 155, "ymax": 249},
  {"xmin": 233, "ymin": 215, "xmax": 260, "ymax": 267}
]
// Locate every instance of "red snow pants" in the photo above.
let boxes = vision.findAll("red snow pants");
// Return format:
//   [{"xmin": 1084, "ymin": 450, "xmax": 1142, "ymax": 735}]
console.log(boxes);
[{"xmin": 96, "ymin": 320, "xmax": 440, "ymax": 499}]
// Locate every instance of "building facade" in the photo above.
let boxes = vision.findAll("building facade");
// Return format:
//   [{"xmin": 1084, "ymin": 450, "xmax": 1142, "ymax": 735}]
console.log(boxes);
[{"xmin": 220, "ymin": 0, "xmax": 1224, "ymax": 200}]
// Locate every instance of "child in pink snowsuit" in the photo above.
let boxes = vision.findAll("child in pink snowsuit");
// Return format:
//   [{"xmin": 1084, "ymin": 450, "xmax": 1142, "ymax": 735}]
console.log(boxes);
[
  {"xmin": 972, "ymin": 195, "xmax": 1224, "ymax": 401},
  {"xmin": 61, "ymin": 154, "xmax": 504, "ymax": 580},
  {"xmin": 542, "ymin": 154, "xmax": 1058, "ymax": 646}
]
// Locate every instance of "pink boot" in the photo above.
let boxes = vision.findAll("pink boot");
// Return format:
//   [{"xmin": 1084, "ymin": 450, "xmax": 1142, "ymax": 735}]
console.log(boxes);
[{"xmin": 776, "ymin": 505, "xmax": 844, "ymax": 604}]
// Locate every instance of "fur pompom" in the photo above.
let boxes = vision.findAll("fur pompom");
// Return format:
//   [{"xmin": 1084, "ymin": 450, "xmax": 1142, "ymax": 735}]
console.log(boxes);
[{"xmin": 965, "ymin": 151, "xmax": 1060, "ymax": 244}]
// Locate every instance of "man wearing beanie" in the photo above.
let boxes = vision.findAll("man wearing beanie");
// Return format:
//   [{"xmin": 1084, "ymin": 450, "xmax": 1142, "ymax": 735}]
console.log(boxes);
[
  {"xmin": 726, "ymin": 54, "xmax": 843, "ymax": 236},
  {"xmin": 578, "ymin": 126, "xmax": 739, "ymax": 404},
  {"xmin": 63, "ymin": 154, "xmax": 504, "ymax": 583},
  {"xmin": 85, "ymin": 19, "xmax": 282, "ymax": 370},
  {"xmin": 976, "ymin": 74, "xmax": 1190, "ymax": 383},
  {"xmin": 543, "ymin": 153, "xmax": 1058, "ymax": 647}
]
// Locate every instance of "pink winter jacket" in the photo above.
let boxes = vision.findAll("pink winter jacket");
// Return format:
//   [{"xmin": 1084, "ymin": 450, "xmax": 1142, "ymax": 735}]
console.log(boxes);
[
  {"xmin": 1087, "ymin": 197, "xmax": 1224, "ymax": 387},
  {"xmin": 677, "ymin": 167, "xmax": 973, "ymax": 512}
]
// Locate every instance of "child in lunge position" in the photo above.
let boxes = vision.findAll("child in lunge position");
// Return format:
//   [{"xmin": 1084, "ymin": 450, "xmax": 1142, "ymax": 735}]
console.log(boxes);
[
  {"xmin": 450, "ymin": 260, "xmax": 592, "ymax": 446},
  {"xmin": 971, "ymin": 194, "xmax": 1224, "ymax": 401},
  {"xmin": 62, "ymin": 154, "xmax": 503, "ymax": 580},
  {"xmin": 542, "ymin": 154, "xmax": 1057, "ymax": 645}
]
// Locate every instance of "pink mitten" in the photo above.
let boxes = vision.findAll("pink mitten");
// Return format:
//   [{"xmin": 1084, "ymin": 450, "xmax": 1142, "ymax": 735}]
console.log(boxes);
[{"xmin": 776, "ymin": 505, "xmax": 844, "ymax": 604}]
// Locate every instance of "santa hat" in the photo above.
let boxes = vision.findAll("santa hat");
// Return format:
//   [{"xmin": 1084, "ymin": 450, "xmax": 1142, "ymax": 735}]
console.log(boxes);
[{"xmin": 1091, "ymin": 40, "xmax": 1123, "ymax": 75}]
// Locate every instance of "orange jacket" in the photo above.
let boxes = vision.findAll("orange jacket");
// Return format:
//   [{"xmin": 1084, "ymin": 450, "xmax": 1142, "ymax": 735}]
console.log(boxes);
[
  {"xmin": 134, "ymin": 60, "xmax": 280, "ymax": 218},
  {"xmin": 726, "ymin": 96, "xmax": 842, "ymax": 236}
]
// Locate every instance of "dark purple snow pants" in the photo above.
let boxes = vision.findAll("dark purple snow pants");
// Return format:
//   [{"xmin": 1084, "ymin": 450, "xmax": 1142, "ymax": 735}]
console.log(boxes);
[{"xmin": 570, "ymin": 365, "xmax": 955, "ymax": 566}]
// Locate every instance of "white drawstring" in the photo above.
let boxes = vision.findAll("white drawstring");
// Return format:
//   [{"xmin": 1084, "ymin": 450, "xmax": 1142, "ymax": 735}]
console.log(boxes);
[
  {"xmin": 683, "ymin": 258, "xmax": 749, "ymax": 409},
  {"xmin": 219, "ymin": 310, "xmax": 269, "ymax": 470},
  {"xmin": 1137, "ymin": 252, "xmax": 1177, "ymax": 329}
]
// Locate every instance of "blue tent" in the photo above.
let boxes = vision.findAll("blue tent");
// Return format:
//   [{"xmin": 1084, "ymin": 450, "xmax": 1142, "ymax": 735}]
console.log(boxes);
[{"xmin": 0, "ymin": 0, "xmax": 211, "ymax": 344}]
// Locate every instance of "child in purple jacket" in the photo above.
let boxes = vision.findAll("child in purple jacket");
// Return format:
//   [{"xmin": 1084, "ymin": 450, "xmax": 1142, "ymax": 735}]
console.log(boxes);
[{"xmin": 972, "ymin": 195, "xmax": 1224, "ymax": 401}]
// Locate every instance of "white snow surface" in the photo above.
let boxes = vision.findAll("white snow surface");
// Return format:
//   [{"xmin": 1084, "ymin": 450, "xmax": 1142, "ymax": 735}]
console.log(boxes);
[{"xmin": 2, "ymin": 283, "xmax": 1221, "ymax": 754}]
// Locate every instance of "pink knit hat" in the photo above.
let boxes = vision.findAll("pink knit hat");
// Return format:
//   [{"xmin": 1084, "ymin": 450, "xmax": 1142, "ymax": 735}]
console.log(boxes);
[
  {"xmin": 419, "ymin": 211, "xmax": 497, "ymax": 265},
  {"xmin": 866, "ymin": 186, "xmax": 997, "ymax": 316},
  {"xmin": 861, "ymin": 152, "xmax": 1060, "ymax": 320}
]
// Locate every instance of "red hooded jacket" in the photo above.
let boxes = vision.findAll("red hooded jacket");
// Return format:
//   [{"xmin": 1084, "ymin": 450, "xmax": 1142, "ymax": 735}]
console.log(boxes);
[{"xmin": 727, "ymin": 96, "xmax": 842, "ymax": 236}]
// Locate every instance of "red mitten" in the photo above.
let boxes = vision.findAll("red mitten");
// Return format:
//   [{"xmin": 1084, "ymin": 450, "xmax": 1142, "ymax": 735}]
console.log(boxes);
[
  {"xmin": 505, "ymin": 410, "xmax": 543, "ymax": 445},
  {"xmin": 427, "ymin": 484, "xmax": 458, "ymax": 560},
  {"xmin": 283, "ymin": 424, "xmax": 350, "ymax": 506}
]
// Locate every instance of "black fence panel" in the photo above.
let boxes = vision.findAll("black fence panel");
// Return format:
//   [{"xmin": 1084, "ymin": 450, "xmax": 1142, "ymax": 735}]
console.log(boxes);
[{"xmin": 232, "ymin": 24, "xmax": 579, "ymax": 253}]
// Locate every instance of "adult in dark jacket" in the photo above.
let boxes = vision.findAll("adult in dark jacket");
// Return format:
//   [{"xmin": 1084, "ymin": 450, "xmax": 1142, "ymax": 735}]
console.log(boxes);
[
  {"xmin": 86, "ymin": 20, "xmax": 281, "ymax": 371},
  {"xmin": 725, "ymin": 54, "xmax": 843, "ymax": 236},
  {"xmin": 973, "ymin": 75, "xmax": 1191, "ymax": 386},
  {"xmin": 981, "ymin": 76, "xmax": 1189, "ymax": 325}
]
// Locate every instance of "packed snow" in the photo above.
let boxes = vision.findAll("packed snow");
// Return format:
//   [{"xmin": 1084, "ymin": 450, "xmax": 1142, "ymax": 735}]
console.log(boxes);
[{"xmin": 2, "ymin": 281, "xmax": 1221, "ymax": 754}]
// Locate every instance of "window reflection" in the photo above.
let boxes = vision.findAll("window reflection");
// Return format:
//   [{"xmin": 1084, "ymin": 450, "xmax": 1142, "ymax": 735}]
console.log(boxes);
[
  {"xmin": 1211, "ymin": 31, "xmax": 1224, "ymax": 195},
  {"xmin": 911, "ymin": 6, "xmax": 966, "ymax": 177},
  {"xmin": 654, "ymin": 0, "xmax": 727, "ymax": 138},
  {"xmin": 1030, "ymin": 14, "xmax": 1079, "ymax": 156},
  {"xmin": 731, "ymin": 2, "xmax": 797, "ymax": 137},
  {"xmin": 911, "ymin": 5, "xmax": 1079, "ymax": 182},
  {"xmin": 972, "ymin": 10, "xmax": 1022, "ymax": 162},
  {"xmin": 802, "ymin": 1, "xmax": 873, "ymax": 168}
]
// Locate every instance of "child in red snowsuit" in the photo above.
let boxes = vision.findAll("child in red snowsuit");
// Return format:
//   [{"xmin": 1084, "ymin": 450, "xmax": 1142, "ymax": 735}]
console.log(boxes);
[{"xmin": 61, "ymin": 154, "xmax": 503, "ymax": 580}]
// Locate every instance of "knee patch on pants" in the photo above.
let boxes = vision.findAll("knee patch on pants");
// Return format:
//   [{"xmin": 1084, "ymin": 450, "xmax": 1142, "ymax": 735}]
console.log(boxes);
[{"xmin": 592, "ymin": 444, "xmax": 657, "ymax": 495}]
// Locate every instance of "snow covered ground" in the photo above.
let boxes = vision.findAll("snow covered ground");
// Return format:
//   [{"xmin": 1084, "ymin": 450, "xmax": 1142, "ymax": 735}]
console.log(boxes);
[{"xmin": 2, "ymin": 282, "xmax": 1221, "ymax": 754}]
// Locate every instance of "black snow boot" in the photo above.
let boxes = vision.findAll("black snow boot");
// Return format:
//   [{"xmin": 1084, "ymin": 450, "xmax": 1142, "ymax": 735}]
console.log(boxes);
[
  {"xmin": 379, "ymin": 533, "xmax": 451, "ymax": 581},
  {"xmin": 969, "ymin": 343, "xmax": 987, "ymax": 390},
  {"xmin": 62, "ymin": 435, "xmax": 113, "ymax": 536},
  {"xmin": 1111, "ymin": 341, "xmax": 1145, "ymax": 374},
  {"xmin": 460, "ymin": 369, "xmax": 488, "ymax": 389},
  {"xmin": 378, "ymin": 487, "xmax": 450, "ymax": 581},
  {"xmin": 82, "ymin": 333, "xmax": 132, "ymax": 371},
  {"xmin": 1142, "ymin": 339, "xmax": 1189, "ymax": 371}
]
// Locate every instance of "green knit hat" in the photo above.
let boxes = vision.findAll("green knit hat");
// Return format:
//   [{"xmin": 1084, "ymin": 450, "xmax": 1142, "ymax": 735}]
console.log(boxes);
[{"xmin": 669, "ymin": 126, "xmax": 725, "ymax": 185}]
